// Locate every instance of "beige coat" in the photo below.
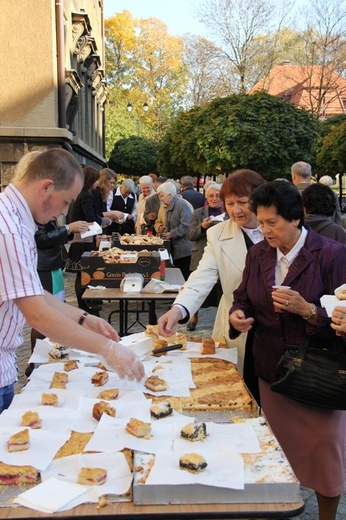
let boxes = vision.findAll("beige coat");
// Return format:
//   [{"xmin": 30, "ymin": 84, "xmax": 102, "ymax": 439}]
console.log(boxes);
[{"xmin": 174, "ymin": 218, "xmax": 248, "ymax": 372}]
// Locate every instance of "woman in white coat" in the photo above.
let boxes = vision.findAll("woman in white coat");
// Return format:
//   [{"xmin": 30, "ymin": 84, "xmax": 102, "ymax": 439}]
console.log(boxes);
[{"xmin": 158, "ymin": 169, "xmax": 266, "ymax": 403}]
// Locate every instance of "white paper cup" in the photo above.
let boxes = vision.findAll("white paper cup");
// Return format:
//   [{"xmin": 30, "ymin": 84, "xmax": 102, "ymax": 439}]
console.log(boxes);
[{"xmin": 272, "ymin": 285, "xmax": 291, "ymax": 313}]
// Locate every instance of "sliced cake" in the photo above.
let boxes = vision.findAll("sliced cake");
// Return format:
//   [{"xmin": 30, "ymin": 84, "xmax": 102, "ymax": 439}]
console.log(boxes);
[
  {"xmin": 150, "ymin": 401, "xmax": 173, "ymax": 420},
  {"xmin": 77, "ymin": 467, "xmax": 107, "ymax": 486},
  {"xmin": 180, "ymin": 422, "xmax": 207, "ymax": 441},
  {"xmin": 7, "ymin": 429, "xmax": 30, "ymax": 452},
  {"xmin": 126, "ymin": 418, "xmax": 152, "ymax": 439},
  {"xmin": 179, "ymin": 453, "xmax": 207, "ymax": 473}
]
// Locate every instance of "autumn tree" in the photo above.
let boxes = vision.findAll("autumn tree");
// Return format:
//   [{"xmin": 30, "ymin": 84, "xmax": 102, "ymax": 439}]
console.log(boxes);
[
  {"xmin": 158, "ymin": 91, "xmax": 318, "ymax": 180},
  {"xmin": 105, "ymin": 11, "xmax": 188, "ymax": 146},
  {"xmin": 182, "ymin": 34, "xmax": 234, "ymax": 108},
  {"xmin": 196, "ymin": 0, "xmax": 293, "ymax": 93}
]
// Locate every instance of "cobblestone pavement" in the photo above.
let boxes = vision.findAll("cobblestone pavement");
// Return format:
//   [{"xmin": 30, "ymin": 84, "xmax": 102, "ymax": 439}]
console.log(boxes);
[{"xmin": 15, "ymin": 272, "xmax": 346, "ymax": 520}]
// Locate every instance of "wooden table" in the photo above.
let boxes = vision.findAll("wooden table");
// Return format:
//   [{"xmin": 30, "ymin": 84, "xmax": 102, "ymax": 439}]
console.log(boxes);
[
  {"xmin": 0, "ymin": 497, "xmax": 305, "ymax": 519},
  {"xmin": 82, "ymin": 268, "xmax": 185, "ymax": 336}
]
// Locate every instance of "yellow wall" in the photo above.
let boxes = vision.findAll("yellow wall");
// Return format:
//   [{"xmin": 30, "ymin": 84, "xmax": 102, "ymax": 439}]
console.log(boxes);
[{"xmin": 0, "ymin": 0, "xmax": 56, "ymax": 127}]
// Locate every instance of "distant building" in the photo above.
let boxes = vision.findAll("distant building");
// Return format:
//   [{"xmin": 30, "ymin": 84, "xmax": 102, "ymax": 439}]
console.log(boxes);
[
  {"xmin": 251, "ymin": 62, "xmax": 346, "ymax": 119},
  {"xmin": 0, "ymin": 0, "xmax": 107, "ymax": 189}
]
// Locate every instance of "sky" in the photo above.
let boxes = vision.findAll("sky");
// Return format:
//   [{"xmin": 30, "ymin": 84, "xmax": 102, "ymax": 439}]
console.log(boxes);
[{"xmin": 103, "ymin": 0, "xmax": 207, "ymax": 37}]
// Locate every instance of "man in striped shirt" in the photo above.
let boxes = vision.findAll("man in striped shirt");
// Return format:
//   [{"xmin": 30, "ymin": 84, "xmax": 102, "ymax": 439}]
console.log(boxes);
[{"xmin": 0, "ymin": 148, "xmax": 144, "ymax": 412}]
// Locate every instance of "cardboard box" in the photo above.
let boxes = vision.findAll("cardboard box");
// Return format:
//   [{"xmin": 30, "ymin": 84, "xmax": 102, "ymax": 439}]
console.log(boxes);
[{"xmin": 81, "ymin": 251, "xmax": 161, "ymax": 288}]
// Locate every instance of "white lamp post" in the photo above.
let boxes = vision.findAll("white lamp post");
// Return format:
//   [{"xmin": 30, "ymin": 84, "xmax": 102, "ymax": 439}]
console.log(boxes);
[{"xmin": 127, "ymin": 102, "xmax": 149, "ymax": 136}]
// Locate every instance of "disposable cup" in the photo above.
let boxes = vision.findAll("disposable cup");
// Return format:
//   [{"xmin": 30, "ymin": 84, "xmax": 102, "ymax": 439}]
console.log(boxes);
[{"xmin": 272, "ymin": 285, "xmax": 291, "ymax": 313}]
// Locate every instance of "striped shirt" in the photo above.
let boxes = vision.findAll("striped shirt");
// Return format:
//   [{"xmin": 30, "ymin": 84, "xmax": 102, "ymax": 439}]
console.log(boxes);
[{"xmin": 0, "ymin": 184, "xmax": 44, "ymax": 387}]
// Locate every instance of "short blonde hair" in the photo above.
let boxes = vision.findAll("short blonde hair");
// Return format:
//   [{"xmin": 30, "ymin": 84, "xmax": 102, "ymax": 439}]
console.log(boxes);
[{"xmin": 12, "ymin": 150, "xmax": 42, "ymax": 183}]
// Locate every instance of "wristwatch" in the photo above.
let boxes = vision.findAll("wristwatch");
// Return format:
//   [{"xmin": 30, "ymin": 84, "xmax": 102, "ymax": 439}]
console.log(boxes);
[
  {"xmin": 65, "ymin": 224, "xmax": 70, "ymax": 234},
  {"xmin": 303, "ymin": 304, "xmax": 317, "ymax": 320}
]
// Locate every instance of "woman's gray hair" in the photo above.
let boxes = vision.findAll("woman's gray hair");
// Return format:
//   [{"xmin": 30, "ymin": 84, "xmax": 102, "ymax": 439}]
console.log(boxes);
[
  {"xmin": 139, "ymin": 175, "xmax": 153, "ymax": 186},
  {"xmin": 121, "ymin": 178, "xmax": 135, "ymax": 192},
  {"xmin": 157, "ymin": 181, "xmax": 177, "ymax": 197},
  {"xmin": 205, "ymin": 182, "xmax": 222, "ymax": 197}
]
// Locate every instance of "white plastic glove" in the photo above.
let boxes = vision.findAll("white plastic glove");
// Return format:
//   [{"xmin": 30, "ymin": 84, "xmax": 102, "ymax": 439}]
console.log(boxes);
[{"xmin": 99, "ymin": 340, "xmax": 145, "ymax": 382}]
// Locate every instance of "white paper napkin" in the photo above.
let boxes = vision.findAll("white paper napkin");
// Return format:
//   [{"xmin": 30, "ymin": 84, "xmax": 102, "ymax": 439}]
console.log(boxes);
[
  {"xmin": 146, "ymin": 450, "xmax": 244, "ymax": 489},
  {"xmin": 81, "ymin": 221, "xmax": 102, "ymax": 238},
  {"xmin": 24, "ymin": 364, "xmax": 121, "ymax": 393},
  {"xmin": 0, "ymin": 427, "xmax": 69, "ymax": 470},
  {"xmin": 14, "ymin": 477, "xmax": 89, "ymax": 513},
  {"xmin": 41, "ymin": 452, "xmax": 132, "ymax": 497},
  {"xmin": 70, "ymin": 396, "xmax": 152, "ymax": 433},
  {"xmin": 142, "ymin": 361, "xmax": 192, "ymax": 397},
  {"xmin": 85, "ymin": 412, "xmax": 173, "ymax": 454},
  {"xmin": 0, "ymin": 406, "xmax": 76, "ymax": 434},
  {"xmin": 10, "ymin": 389, "xmax": 82, "ymax": 410},
  {"xmin": 320, "ymin": 295, "xmax": 346, "ymax": 316},
  {"xmin": 28, "ymin": 338, "xmax": 97, "ymax": 364},
  {"xmin": 141, "ymin": 279, "xmax": 182, "ymax": 293}
]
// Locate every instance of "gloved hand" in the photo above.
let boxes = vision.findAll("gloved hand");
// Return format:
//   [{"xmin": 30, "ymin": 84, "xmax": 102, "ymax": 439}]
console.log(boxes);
[{"xmin": 99, "ymin": 340, "xmax": 145, "ymax": 382}]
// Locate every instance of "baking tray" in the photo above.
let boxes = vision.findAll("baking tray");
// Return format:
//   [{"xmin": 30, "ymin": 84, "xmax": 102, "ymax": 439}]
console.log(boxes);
[
  {"xmin": 133, "ymin": 417, "xmax": 300, "ymax": 505},
  {"xmin": 0, "ymin": 479, "xmax": 132, "ymax": 508}
]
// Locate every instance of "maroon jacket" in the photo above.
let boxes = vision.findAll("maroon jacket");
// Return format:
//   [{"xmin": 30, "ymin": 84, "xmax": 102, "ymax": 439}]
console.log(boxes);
[{"xmin": 230, "ymin": 228, "xmax": 346, "ymax": 383}]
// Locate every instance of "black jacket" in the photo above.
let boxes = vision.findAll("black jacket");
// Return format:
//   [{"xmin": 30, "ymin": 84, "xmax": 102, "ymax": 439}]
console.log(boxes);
[
  {"xmin": 181, "ymin": 187, "xmax": 206, "ymax": 209},
  {"xmin": 35, "ymin": 220, "xmax": 70, "ymax": 271}
]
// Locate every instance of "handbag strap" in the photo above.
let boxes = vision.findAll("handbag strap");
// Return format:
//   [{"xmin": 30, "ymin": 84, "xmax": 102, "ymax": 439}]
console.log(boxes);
[{"xmin": 296, "ymin": 335, "xmax": 346, "ymax": 367}]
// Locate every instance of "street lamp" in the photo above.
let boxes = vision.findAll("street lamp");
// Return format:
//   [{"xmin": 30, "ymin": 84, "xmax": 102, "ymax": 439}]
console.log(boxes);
[{"xmin": 126, "ymin": 102, "xmax": 149, "ymax": 136}]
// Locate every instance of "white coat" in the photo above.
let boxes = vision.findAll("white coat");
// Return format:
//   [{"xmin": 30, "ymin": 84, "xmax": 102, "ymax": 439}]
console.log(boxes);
[{"xmin": 174, "ymin": 218, "xmax": 248, "ymax": 372}]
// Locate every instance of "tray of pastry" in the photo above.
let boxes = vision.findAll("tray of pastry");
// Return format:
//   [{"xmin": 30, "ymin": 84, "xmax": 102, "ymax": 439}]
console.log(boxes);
[{"xmin": 133, "ymin": 416, "xmax": 300, "ymax": 505}]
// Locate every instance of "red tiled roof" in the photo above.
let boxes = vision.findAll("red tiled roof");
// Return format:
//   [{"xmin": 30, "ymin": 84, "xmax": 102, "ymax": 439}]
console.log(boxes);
[{"xmin": 251, "ymin": 63, "xmax": 346, "ymax": 116}]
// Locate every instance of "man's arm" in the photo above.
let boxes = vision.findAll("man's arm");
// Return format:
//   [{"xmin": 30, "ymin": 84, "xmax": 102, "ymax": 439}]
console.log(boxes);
[{"xmin": 15, "ymin": 294, "xmax": 145, "ymax": 381}]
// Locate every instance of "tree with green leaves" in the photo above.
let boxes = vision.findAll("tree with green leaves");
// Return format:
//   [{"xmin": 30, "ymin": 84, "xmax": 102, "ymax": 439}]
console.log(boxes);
[
  {"xmin": 158, "ymin": 91, "xmax": 318, "ymax": 180},
  {"xmin": 315, "ymin": 116, "xmax": 346, "ymax": 174},
  {"xmin": 108, "ymin": 136, "xmax": 159, "ymax": 177}
]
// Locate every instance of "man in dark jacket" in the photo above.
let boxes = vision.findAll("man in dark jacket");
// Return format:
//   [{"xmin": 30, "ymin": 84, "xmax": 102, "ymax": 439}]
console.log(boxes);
[{"xmin": 180, "ymin": 176, "xmax": 205, "ymax": 209}]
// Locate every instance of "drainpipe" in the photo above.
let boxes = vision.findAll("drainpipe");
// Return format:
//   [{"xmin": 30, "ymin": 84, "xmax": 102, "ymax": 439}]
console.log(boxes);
[
  {"xmin": 55, "ymin": 1, "xmax": 66, "ymax": 129},
  {"xmin": 101, "ymin": 0, "xmax": 106, "ymax": 162}
]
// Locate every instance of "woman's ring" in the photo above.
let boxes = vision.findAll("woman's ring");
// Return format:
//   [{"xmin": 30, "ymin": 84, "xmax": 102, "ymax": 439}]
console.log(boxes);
[
  {"xmin": 341, "ymin": 313, "xmax": 345, "ymax": 319},
  {"xmin": 285, "ymin": 300, "xmax": 289, "ymax": 307}
]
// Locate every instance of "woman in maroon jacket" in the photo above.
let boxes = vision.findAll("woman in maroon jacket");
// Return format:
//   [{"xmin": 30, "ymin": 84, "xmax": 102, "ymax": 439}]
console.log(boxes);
[{"xmin": 229, "ymin": 181, "xmax": 346, "ymax": 520}]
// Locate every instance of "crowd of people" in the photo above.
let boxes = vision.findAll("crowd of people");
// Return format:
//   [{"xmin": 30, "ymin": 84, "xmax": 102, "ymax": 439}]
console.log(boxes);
[{"xmin": 1, "ymin": 149, "xmax": 346, "ymax": 520}]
